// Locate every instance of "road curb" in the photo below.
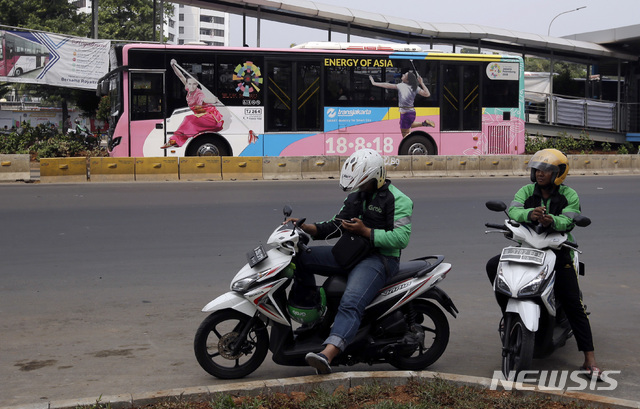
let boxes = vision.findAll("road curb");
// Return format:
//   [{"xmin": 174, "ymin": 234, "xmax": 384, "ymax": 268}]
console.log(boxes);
[{"xmin": 7, "ymin": 370, "xmax": 637, "ymax": 409}]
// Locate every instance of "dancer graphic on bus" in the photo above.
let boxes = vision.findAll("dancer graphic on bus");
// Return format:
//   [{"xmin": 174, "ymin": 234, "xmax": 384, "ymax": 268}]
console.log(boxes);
[
  {"xmin": 369, "ymin": 71, "xmax": 435, "ymax": 138},
  {"xmin": 161, "ymin": 59, "xmax": 224, "ymax": 149}
]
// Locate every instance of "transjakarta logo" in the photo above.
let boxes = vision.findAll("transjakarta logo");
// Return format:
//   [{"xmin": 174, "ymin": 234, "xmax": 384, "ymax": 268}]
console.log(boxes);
[
  {"xmin": 326, "ymin": 108, "xmax": 373, "ymax": 118},
  {"xmin": 490, "ymin": 370, "xmax": 620, "ymax": 392}
]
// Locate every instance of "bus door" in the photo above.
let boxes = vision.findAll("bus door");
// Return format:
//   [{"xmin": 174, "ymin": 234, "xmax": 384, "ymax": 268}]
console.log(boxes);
[
  {"xmin": 441, "ymin": 63, "xmax": 481, "ymax": 132},
  {"xmin": 266, "ymin": 60, "xmax": 322, "ymax": 132},
  {"xmin": 128, "ymin": 69, "xmax": 166, "ymax": 155}
]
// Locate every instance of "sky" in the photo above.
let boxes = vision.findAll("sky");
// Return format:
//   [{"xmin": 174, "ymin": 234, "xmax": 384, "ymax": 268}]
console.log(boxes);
[{"xmin": 226, "ymin": 0, "xmax": 639, "ymax": 48}]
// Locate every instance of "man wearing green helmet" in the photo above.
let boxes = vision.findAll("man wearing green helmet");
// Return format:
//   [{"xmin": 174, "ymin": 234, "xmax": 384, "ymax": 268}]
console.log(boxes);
[{"xmin": 486, "ymin": 148, "xmax": 603, "ymax": 380}]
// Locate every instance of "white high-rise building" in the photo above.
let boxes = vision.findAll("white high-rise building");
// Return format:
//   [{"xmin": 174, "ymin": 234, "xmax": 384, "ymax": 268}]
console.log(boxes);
[
  {"xmin": 166, "ymin": 4, "xmax": 229, "ymax": 46},
  {"xmin": 72, "ymin": 1, "xmax": 228, "ymax": 46}
]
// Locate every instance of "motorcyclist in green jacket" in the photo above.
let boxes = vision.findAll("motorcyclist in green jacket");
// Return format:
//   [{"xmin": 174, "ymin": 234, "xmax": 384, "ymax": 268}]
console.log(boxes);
[{"xmin": 486, "ymin": 148, "xmax": 603, "ymax": 380}]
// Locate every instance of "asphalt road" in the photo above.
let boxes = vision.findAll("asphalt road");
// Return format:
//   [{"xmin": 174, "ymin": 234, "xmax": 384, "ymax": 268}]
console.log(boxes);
[{"xmin": 1, "ymin": 176, "xmax": 639, "ymax": 407}]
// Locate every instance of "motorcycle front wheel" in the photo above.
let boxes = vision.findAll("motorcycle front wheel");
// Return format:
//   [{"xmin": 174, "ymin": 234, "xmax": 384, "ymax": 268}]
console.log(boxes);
[
  {"xmin": 194, "ymin": 309, "xmax": 268, "ymax": 379},
  {"xmin": 501, "ymin": 312, "xmax": 534, "ymax": 379},
  {"xmin": 390, "ymin": 300, "xmax": 450, "ymax": 370}
]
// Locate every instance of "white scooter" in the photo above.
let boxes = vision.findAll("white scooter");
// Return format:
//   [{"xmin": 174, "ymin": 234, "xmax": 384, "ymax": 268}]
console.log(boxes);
[
  {"xmin": 194, "ymin": 205, "xmax": 458, "ymax": 379},
  {"xmin": 485, "ymin": 200, "xmax": 591, "ymax": 379}
]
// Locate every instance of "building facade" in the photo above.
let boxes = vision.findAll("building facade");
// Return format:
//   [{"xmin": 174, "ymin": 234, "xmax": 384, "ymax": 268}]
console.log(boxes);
[{"xmin": 165, "ymin": 4, "xmax": 229, "ymax": 46}]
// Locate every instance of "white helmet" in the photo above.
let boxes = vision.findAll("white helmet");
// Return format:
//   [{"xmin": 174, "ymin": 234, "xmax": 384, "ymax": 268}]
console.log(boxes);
[{"xmin": 339, "ymin": 149, "xmax": 386, "ymax": 192}]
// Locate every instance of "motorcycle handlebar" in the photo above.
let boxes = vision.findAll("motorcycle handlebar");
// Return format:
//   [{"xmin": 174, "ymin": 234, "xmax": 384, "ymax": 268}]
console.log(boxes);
[
  {"xmin": 485, "ymin": 223, "xmax": 507, "ymax": 230},
  {"xmin": 298, "ymin": 241, "xmax": 311, "ymax": 253}
]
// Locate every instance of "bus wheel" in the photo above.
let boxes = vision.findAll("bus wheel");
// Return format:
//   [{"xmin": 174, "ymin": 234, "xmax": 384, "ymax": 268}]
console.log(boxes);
[
  {"xmin": 15, "ymin": 67, "xmax": 23, "ymax": 76},
  {"xmin": 187, "ymin": 137, "xmax": 229, "ymax": 157},
  {"xmin": 399, "ymin": 135, "xmax": 436, "ymax": 155}
]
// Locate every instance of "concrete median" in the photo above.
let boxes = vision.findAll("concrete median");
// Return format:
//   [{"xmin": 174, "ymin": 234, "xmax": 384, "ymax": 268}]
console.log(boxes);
[
  {"xmin": 263, "ymin": 156, "xmax": 302, "ymax": 180},
  {"xmin": 89, "ymin": 157, "xmax": 135, "ymax": 182},
  {"xmin": 446, "ymin": 156, "xmax": 480, "ymax": 177},
  {"xmin": 14, "ymin": 154, "xmax": 640, "ymax": 184},
  {"xmin": 0, "ymin": 154, "xmax": 30, "ymax": 182},
  {"xmin": 385, "ymin": 156, "xmax": 412, "ymax": 179},
  {"xmin": 221, "ymin": 157, "xmax": 262, "ymax": 180},
  {"xmin": 179, "ymin": 157, "xmax": 222, "ymax": 181},
  {"xmin": 135, "ymin": 157, "xmax": 179, "ymax": 181},
  {"xmin": 411, "ymin": 156, "xmax": 448, "ymax": 177},
  {"xmin": 479, "ymin": 156, "xmax": 514, "ymax": 177},
  {"xmin": 40, "ymin": 157, "xmax": 87, "ymax": 183},
  {"xmin": 569, "ymin": 155, "xmax": 603, "ymax": 175},
  {"xmin": 301, "ymin": 156, "xmax": 340, "ymax": 179}
]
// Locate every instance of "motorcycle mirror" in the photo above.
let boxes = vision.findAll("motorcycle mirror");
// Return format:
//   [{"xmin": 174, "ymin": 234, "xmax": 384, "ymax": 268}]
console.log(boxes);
[
  {"xmin": 485, "ymin": 201, "xmax": 507, "ymax": 212},
  {"xmin": 283, "ymin": 205, "xmax": 293, "ymax": 219},
  {"xmin": 573, "ymin": 214, "xmax": 591, "ymax": 227}
]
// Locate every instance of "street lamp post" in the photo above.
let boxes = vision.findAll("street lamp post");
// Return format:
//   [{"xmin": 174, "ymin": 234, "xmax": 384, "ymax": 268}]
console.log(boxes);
[{"xmin": 548, "ymin": 6, "xmax": 587, "ymax": 36}]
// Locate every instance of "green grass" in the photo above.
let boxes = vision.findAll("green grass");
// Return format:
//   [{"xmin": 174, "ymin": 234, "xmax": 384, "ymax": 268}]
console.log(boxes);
[{"xmin": 76, "ymin": 377, "xmax": 600, "ymax": 409}]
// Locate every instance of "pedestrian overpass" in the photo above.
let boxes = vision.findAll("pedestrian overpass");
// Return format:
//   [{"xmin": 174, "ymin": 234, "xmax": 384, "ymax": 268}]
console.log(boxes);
[{"xmin": 180, "ymin": 0, "xmax": 640, "ymax": 143}]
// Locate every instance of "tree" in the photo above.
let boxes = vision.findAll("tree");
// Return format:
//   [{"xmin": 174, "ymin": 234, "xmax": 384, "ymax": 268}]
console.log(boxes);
[
  {"xmin": 97, "ymin": 0, "xmax": 174, "ymax": 41},
  {"xmin": 0, "ymin": 0, "xmax": 89, "ymax": 36}
]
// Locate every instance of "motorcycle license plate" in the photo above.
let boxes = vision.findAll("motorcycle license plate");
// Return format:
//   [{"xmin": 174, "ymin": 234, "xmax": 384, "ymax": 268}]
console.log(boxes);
[
  {"xmin": 247, "ymin": 244, "xmax": 268, "ymax": 267},
  {"xmin": 500, "ymin": 247, "xmax": 545, "ymax": 265}
]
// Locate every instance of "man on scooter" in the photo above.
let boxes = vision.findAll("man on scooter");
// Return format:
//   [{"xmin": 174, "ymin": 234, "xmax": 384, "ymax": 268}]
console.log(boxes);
[
  {"xmin": 286, "ymin": 148, "xmax": 413, "ymax": 374},
  {"xmin": 486, "ymin": 148, "xmax": 603, "ymax": 380}
]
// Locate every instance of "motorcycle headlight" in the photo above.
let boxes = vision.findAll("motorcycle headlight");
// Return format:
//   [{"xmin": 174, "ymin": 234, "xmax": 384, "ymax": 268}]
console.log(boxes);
[
  {"xmin": 495, "ymin": 273, "xmax": 511, "ymax": 296},
  {"xmin": 518, "ymin": 266, "xmax": 549, "ymax": 297},
  {"xmin": 231, "ymin": 263, "xmax": 288, "ymax": 293},
  {"xmin": 231, "ymin": 274, "xmax": 259, "ymax": 292}
]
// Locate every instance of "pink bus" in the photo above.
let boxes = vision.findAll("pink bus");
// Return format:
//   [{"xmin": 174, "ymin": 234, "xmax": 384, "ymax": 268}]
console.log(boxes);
[{"xmin": 97, "ymin": 42, "xmax": 524, "ymax": 157}]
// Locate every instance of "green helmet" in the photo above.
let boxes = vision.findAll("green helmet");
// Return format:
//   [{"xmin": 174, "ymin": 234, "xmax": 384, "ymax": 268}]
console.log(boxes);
[{"xmin": 287, "ymin": 287, "xmax": 327, "ymax": 324}]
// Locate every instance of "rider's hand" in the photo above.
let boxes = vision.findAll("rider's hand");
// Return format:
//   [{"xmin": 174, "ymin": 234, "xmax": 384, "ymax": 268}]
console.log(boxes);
[
  {"xmin": 341, "ymin": 218, "xmax": 371, "ymax": 239},
  {"xmin": 539, "ymin": 214, "xmax": 554, "ymax": 228},
  {"xmin": 530, "ymin": 206, "xmax": 546, "ymax": 223},
  {"xmin": 284, "ymin": 218, "xmax": 317, "ymax": 236}
]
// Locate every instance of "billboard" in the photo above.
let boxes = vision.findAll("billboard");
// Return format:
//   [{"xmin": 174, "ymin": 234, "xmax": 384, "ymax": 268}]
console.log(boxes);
[{"xmin": 0, "ymin": 30, "xmax": 110, "ymax": 90}]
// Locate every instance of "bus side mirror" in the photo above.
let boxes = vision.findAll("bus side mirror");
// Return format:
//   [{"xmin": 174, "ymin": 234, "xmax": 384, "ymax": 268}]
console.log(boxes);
[{"xmin": 97, "ymin": 82, "xmax": 109, "ymax": 97}]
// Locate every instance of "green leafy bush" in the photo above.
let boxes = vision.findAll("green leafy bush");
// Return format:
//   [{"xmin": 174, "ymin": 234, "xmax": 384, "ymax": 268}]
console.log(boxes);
[{"xmin": 0, "ymin": 123, "xmax": 105, "ymax": 160}]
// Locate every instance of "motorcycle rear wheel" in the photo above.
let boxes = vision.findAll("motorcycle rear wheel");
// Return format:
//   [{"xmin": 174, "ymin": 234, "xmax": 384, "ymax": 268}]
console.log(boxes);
[
  {"xmin": 194, "ymin": 309, "xmax": 268, "ymax": 379},
  {"xmin": 501, "ymin": 313, "xmax": 534, "ymax": 379},
  {"xmin": 389, "ymin": 300, "xmax": 449, "ymax": 370}
]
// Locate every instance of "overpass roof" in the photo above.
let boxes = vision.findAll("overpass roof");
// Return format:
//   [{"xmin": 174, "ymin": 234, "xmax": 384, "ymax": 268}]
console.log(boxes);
[{"xmin": 182, "ymin": 0, "xmax": 638, "ymax": 62}]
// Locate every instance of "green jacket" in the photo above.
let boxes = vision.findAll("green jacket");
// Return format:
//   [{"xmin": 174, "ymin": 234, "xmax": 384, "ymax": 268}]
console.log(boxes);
[
  {"xmin": 314, "ymin": 180, "xmax": 413, "ymax": 258},
  {"xmin": 509, "ymin": 183, "xmax": 581, "ymax": 241}
]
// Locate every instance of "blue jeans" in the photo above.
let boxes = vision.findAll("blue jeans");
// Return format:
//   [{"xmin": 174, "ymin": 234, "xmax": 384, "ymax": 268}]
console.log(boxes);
[{"xmin": 296, "ymin": 246, "xmax": 399, "ymax": 351}]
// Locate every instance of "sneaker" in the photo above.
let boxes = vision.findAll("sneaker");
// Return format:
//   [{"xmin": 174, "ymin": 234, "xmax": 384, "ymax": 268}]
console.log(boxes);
[
  {"xmin": 421, "ymin": 119, "xmax": 435, "ymax": 127},
  {"xmin": 305, "ymin": 352, "xmax": 331, "ymax": 374}
]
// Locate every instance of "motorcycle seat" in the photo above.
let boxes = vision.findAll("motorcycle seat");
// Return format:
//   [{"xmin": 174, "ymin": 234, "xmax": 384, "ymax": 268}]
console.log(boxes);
[{"xmin": 386, "ymin": 255, "xmax": 445, "ymax": 285}]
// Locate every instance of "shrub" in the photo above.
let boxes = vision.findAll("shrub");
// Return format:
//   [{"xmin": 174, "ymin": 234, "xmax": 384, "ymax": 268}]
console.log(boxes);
[{"xmin": 0, "ymin": 123, "xmax": 105, "ymax": 160}]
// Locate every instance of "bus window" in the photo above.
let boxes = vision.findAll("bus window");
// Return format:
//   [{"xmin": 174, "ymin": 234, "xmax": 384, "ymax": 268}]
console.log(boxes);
[
  {"xmin": 130, "ymin": 72, "xmax": 164, "ymax": 121},
  {"xmin": 442, "ymin": 63, "xmax": 481, "ymax": 131},
  {"xmin": 325, "ymin": 66, "xmax": 351, "ymax": 105},
  {"xmin": 266, "ymin": 60, "xmax": 292, "ymax": 131},
  {"xmin": 325, "ymin": 64, "xmax": 385, "ymax": 106},
  {"xmin": 296, "ymin": 62, "xmax": 321, "ymax": 131}
]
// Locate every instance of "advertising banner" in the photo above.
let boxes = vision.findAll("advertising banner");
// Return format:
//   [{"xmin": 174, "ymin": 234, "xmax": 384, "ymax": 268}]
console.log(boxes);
[{"xmin": 0, "ymin": 30, "xmax": 110, "ymax": 90}]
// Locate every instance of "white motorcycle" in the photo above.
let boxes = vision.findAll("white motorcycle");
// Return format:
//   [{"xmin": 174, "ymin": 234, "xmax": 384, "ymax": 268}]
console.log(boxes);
[
  {"xmin": 194, "ymin": 205, "xmax": 458, "ymax": 379},
  {"xmin": 485, "ymin": 200, "xmax": 591, "ymax": 379}
]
